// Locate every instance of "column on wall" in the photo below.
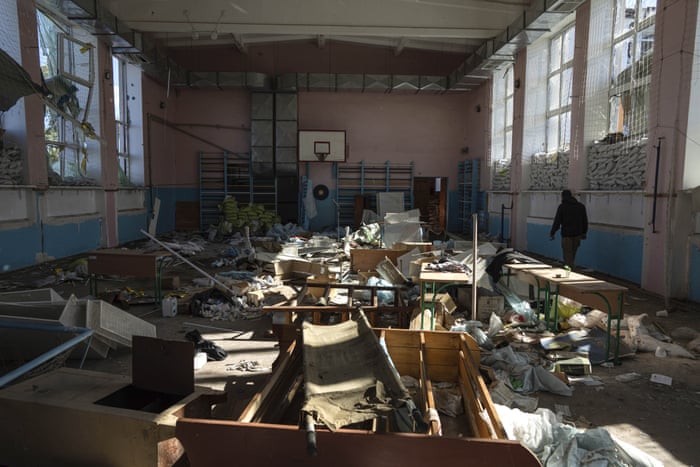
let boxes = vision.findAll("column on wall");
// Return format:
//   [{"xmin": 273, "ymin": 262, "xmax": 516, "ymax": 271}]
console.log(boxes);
[
  {"xmin": 97, "ymin": 40, "xmax": 119, "ymax": 247},
  {"xmin": 567, "ymin": 1, "xmax": 591, "ymax": 191},
  {"xmin": 17, "ymin": 0, "xmax": 47, "ymax": 188},
  {"xmin": 641, "ymin": 0, "xmax": 700, "ymax": 298},
  {"xmin": 509, "ymin": 48, "xmax": 528, "ymax": 250}
]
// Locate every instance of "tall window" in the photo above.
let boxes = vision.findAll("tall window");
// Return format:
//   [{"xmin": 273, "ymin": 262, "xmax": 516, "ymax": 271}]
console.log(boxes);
[
  {"xmin": 491, "ymin": 65, "xmax": 514, "ymax": 161},
  {"xmin": 112, "ymin": 56, "xmax": 131, "ymax": 185},
  {"xmin": 37, "ymin": 9, "xmax": 97, "ymax": 184},
  {"xmin": 609, "ymin": 0, "xmax": 656, "ymax": 137},
  {"xmin": 546, "ymin": 24, "xmax": 575, "ymax": 153}
]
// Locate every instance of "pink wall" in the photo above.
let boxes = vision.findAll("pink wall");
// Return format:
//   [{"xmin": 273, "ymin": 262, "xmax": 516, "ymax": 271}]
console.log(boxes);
[
  {"xmin": 141, "ymin": 73, "xmax": 490, "ymax": 196},
  {"xmin": 142, "ymin": 79, "xmax": 251, "ymax": 188},
  {"xmin": 298, "ymin": 88, "xmax": 488, "ymax": 190}
]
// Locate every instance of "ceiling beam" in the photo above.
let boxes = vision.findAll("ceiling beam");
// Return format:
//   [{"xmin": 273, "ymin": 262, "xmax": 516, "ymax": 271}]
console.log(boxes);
[{"xmin": 123, "ymin": 21, "xmax": 502, "ymax": 40}]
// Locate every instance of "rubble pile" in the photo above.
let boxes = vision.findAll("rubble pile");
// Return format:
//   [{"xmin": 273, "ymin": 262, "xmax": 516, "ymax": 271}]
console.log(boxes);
[{"xmin": 2, "ymin": 205, "xmax": 696, "ymax": 467}]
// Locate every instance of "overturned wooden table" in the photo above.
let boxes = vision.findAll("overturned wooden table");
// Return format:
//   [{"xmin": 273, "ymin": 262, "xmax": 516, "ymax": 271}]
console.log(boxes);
[{"xmin": 87, "ymin": 248, "xmax": 171, "ymax": 303}]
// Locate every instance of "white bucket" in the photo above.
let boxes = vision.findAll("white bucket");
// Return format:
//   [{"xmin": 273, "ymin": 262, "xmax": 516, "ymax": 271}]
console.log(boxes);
[{"xmin": 162, "ymin": 297, "xmax": 178, "ymax": 317}]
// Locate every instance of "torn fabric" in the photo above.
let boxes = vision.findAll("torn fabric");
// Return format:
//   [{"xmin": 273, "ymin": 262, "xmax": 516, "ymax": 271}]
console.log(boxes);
[
  {"xmin": 301, "ymin": 310, "xmax": 421, "ymax": 432},
  {"xmin": 0, "ymin": 48, "xmax": 45, "ymax": 111}
]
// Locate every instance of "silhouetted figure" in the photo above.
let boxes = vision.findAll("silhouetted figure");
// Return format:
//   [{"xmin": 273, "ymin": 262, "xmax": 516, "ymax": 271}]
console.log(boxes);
[{"xmin": 550, "ymin": 189, "xmax": 588, "ymax": 268}]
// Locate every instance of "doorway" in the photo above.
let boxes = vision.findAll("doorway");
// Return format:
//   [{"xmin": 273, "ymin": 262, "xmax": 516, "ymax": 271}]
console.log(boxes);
[{"xmin": 413, "ymin": 177, "xmax": 447, "ymax": 238}]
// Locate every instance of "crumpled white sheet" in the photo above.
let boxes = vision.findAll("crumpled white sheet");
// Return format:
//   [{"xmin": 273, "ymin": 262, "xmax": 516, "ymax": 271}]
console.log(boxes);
[
  {"xmin": 496, "ymin": 404, "xmax": 663, "ymax": 467},
  {"xmin": 482, "ymin": 345, "xmax": 573, "ymax": 396}
]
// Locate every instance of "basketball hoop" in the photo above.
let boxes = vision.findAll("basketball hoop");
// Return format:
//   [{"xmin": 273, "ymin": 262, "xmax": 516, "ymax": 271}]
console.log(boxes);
[{"xmin": 313, "ymin": 141, "xmax": 331, "ymax": 162}]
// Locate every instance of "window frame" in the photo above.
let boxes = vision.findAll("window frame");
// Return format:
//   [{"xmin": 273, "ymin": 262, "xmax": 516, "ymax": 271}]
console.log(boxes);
[
  {"xmin": 608, "ymin": 0, "xmax": 656, "ymax": 138},
  {"xmin": 112, "ymin": 55, "xmax": 131, "ymax": 184},
  {"xmin": 491, "ymin": 64, "xmax": 515, "ymax": 162},
  {"xmin": 37, "ymin": 8, "xmax": 97, "ymax": 183},
  {"xmin": 545, "ymin": 23, "xmax": 576, "ymax": 153}
]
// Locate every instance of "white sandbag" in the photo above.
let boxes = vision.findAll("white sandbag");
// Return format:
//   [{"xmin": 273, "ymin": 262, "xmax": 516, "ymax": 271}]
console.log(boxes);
[
  {"xmin": 687, "ymin": 336, "xmax": 700, "ymax": 354},
  {"xmin": 636, "ymin": 334, "xmax": 697, "ymax": 359}
]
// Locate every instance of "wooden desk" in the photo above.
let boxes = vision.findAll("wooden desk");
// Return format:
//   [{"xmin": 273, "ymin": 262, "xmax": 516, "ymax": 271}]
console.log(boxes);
[
  {"xmin": 527, "ymin": 268, "xmax": 627, "ymax": 363},
  {"xmin": 87, "ymin": 249, "xmax": 171, "ymax": 303},
  {"xmin": 559, "ymin": 280, "xmax": 627, "ymax": 364},
  {"xmin": 502, "ymin": 263, "xmax": 552, "ymax": 300},
  {"xmin": 526, "ymin": 268, "xmax": 596, "ymax": 328},
  {"xmin": 419, "ymin": 264, "xmax": 471, "ymax": 330}
]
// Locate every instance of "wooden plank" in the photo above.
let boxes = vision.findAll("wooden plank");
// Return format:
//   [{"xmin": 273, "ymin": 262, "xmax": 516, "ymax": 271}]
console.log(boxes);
[
  {"xmin": 419, "ymin": 332, "xmax": 440, "ymax": 436},
  {"xmin": 176, "ymin": 418, "xmax": 543, "ymax": 467},
  {"xmin": 262, "ymin": 373, "xmax": 304, "ymax": 424},
  {"xmin": 382, "ymin": 329, "xmax": 422, "ymax": 348},
  {"xmin": 457, "ymin": 359, "xmax": 483, "ymax": 437},
  {"xmin": 423, "ymin": 331, "xmax": 462, "ymax": 350},
  {"xmin": 473, "ymin": 365, "xmax": 508, "ymax": 439},
  {"xmin": 238, "ymin": 340, "xmax": 298, "ymax": 423}
]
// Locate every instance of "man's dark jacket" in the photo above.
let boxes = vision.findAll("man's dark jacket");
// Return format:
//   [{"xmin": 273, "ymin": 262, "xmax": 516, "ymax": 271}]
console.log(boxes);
[{"xmin": 550, "ymin": 197, "xmax": 588, "ymax": 238}]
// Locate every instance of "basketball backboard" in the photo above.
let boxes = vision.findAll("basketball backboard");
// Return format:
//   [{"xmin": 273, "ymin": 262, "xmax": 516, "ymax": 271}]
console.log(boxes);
[{"xmin": 298, "ymin": 130, "xmax": 346, "ymax": 162}]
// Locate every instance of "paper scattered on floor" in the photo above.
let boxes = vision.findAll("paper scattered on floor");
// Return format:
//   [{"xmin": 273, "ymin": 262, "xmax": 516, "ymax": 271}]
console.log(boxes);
[
  {"xmin": 226, "ymin": 360, "xmax": 271, "ymax": 372},
  {"xmin": 649, "ymin": 373, "xmax": 672, "ymax": 386}
]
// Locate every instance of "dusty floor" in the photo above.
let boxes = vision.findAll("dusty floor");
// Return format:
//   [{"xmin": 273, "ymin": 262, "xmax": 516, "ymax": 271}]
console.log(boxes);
[{"xmin": 1, "ymin": 242, "xmax": 699, "ymax": 466}]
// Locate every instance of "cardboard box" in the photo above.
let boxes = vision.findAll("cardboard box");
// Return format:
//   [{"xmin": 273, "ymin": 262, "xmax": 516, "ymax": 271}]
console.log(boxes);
[
  {"xmin": 272, "ymin": 259, "xmax": 327, "ymax": 280},
  {"xmin": 408, "ymin": 257, "xmax": 434, "ymax": 281},
  {"xmin": 306, "ymin": 274, "xmax": 337, "ymax": 300},
  {"xmin": 394, "ymin": 242, "xmax": 432, "ymax": 252},
  {"xmin": 409, "ymin": 306, "xmax": 450, "ymax": 331},
  {"xmin": 416, "ymin": 293, "xmax": 458, "ymax": 330},
  {"xmin": 350, "ymin": 249, "xmax": 404, "ymax": 273},
  {"xmin": 358, "ymin": 271, "xmax": 380, "ymax": 284},
  {"xmin": 431, "ymin": 293, "xmax": 457, "ymax": 314},
  {"xmin": 376, "ymin": 257, "xmax": 407, "ymax": 285},
  {"xmin": 477, "ymin": 295, "xmax": 505, "ymax": 321}
]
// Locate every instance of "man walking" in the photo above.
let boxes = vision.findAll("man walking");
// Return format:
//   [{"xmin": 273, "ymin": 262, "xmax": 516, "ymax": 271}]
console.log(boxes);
[{"xmin": 550, "ymin": 189, "xmax": 588, "ymax": 268}]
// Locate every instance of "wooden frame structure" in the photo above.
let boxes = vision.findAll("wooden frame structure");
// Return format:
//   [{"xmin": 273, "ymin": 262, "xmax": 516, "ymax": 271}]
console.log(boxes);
[{"xmin": 175, "ymin": 326, "xmax": 541, "ymax": 466}]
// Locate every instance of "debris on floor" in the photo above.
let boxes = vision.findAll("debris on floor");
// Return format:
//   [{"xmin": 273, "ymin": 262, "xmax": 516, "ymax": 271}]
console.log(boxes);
[{"xmin": 0, "ymin": 215, "xmax": 698, "ymax": 466}]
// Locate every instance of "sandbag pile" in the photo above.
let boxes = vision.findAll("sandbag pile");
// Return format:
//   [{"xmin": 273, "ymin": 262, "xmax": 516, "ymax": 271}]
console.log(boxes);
[
  {"xmin": 0, "ymin": 146, "xmax": 23, "ymax": 185},
  {"xmin": 217, "ymin": 196, "xmax": 281, "ymax": 235}
]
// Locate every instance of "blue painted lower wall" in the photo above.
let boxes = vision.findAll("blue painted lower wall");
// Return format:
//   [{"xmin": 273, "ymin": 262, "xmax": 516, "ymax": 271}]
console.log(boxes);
[
  {"xmin": 527, "ymin": 222, "xmax": 644, "ymax": 284},
  {"xmin": 119, "ymin": 212, "xmax": 149, "ymax": 243},
  {"xmin": 0, "ymin": 186, "xmax": 200, "ymax": 273},
  {"xmin": 147, "ymin": 187, "xmax": 199, "ymax": 234},
  {"xmin": 44, "ymin": 219, "xmax": 102, "ymax": 259},
  {"xmin": 489, "ymin": 213, "xmax": 510, "ymax": 242},
  {"xmin": 0, "ymin": 224, "xmax": 42, "ymax": 271}
]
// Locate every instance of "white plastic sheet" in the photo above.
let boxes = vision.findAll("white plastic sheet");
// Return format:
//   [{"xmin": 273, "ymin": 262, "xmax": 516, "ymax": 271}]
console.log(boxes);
[{"xmin": 496, "ymin": 405, "xmax": 663, "ymax": 467}]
